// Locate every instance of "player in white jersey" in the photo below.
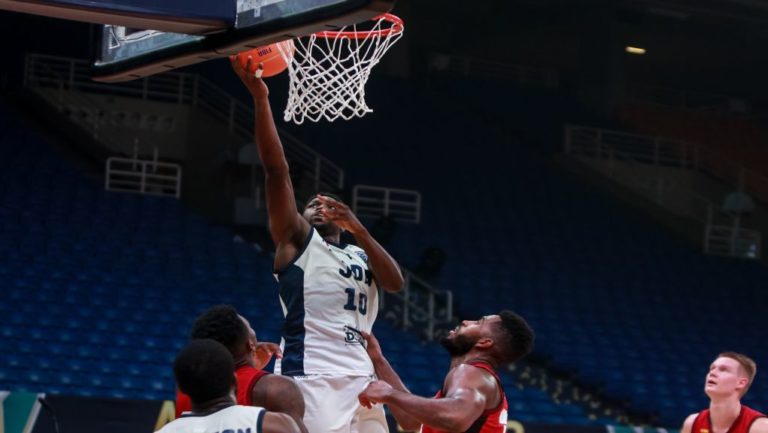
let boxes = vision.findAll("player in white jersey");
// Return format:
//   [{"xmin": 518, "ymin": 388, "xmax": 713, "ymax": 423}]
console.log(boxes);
[
  {"xmin": 231, "ymin": 57, "xmax": 405, "ymax": 433},
  {"xmin": 156, "ymin": 339, "xmax": 299, "ymax": 433}
]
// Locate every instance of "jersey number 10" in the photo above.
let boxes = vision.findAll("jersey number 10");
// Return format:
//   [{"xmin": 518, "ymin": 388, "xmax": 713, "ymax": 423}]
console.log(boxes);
[{"xmin": 343, "ymin": 288, "xmax": 367, "ymax": 315}]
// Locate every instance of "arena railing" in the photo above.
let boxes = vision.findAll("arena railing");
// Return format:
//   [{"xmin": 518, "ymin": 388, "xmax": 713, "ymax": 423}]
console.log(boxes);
[
  {"xmin": 22, "ymin": 55, "xmax": 141, "ymax": 159},
  {"xmin": 105, "ymin": 156, "xmax": 182, "ymax": 198},
  {"xmin": 380, "ymin": 269, "xmax": 453, "ymax": 342},
  {"xmin": 26, "ymin": 53, "xmax": 455, "ymax": 331},
  {"xmin": 564, "ymin": 125, "xmax": 762, "ymax": 259},
  {"xmin": 704, "ymin": 222, "xmax": 762, "ymax": 259},
  {"xmin": 352, "ymin": 185, "xmax": 421, "ymax": 224},
  {"xmin": 24, "ymin": 53, "xmax": 344, "ymax": 194},
  {"xmin": 564, "ymin": 125, "xmax": 768, "ymax": 205}
]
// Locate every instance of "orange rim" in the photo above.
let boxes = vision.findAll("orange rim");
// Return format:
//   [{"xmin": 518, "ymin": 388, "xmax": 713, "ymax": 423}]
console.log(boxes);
[{"xmin": 315, "ymin": 13, "xmax": 403, "ymax": 39}]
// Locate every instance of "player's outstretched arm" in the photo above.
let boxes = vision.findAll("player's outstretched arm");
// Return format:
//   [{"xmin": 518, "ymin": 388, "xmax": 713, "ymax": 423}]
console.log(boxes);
[
  {"xmin": 231, "ymin": 56, "xmax": 309, "ymax": 250},
  {"xmin": 252, "ymin": 375, "xmax": 309, "ymax": 433},
  {"xmin": 680, "ymin": 414, "xmax": 696, "ymax": 433},
  {"xmin": 359, "ymin": 364, "xmax": 494, "ymax": 433},
  {"xmin": 316, "ymin": 195, "xmax": 404, "ymax": 293},
  {"xmin": 262, "ymin": 412, "xmax": 301, "ymax": 433},
  {"xmin": 360, "ymin": 332, "xmax": 421, "ymax": 431}
]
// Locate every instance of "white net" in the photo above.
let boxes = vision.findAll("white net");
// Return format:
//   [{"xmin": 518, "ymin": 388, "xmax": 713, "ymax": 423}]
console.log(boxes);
[{"xmin": 278, "ymin": 14, "xmax": 404, "ymax": 124}]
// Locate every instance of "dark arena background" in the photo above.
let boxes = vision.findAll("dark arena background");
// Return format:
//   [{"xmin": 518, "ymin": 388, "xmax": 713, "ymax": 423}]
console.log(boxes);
[{"xmin": 2, "ymin": 0, "xmax": 768, "ymax": 432}]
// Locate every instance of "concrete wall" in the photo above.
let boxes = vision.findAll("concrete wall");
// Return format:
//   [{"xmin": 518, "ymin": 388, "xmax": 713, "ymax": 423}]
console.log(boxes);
[
  {"xmin": 38, "ymin": 88, "xmax": 192, "ymax": 159},
  {"xmin": 576, "ymin": 156, "xmax": 768, "ymax": 238}
]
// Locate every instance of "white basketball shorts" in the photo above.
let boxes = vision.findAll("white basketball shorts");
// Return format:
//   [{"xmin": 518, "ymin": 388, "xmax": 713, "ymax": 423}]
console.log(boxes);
[{"xmin": 293, "ymin": 374, "xmax": 389, "ymax": 433}]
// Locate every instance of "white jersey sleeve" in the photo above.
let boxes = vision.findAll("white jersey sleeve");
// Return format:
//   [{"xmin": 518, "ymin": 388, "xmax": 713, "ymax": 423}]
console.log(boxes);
[
  {"xmin": 156, "ymin": 406, "xmax": 265, "ymax": 433},
  {"xmin": 274, "ymin": 228, "xmax": 379, "ymax": 376}
]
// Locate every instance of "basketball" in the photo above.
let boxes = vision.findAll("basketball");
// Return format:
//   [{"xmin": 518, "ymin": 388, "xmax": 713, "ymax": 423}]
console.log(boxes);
[{"xmin": 236, "ymin": 40, "xmax": 295, "ymax": 78}]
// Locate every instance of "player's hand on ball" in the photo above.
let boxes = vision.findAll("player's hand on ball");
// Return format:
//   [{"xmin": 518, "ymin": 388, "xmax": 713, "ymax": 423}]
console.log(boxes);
[
  {"xmin": 230, "ymin": 55, "xmax": 269, "ymax": 100},
  {"xmin": 358, "ymin": 380, "xmax": 394, "ymax": 408},
  {"xmin": 316, "ymin": 195, "xmax": 364, "ymax": 235},
  {"xmin": 252, "ymin": 342, "xmax": 282, "ymax": 370}
]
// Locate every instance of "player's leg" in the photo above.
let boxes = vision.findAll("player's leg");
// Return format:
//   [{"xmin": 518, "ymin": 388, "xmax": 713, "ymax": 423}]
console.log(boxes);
[
  {"xmin": 351, "ymin": 376, "xmax": 389, "ymax": 433},
  {"xmin": 293, "ymin": 375, "xmax": 359, "ymax": 433},
  {"xmin": 351, "ymin": 400, "xmax": 389, "ymax": 433}
]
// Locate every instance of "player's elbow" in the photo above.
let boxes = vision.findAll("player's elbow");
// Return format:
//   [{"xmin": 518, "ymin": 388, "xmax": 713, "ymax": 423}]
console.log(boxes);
[
  {"xmin": 397, "ymin": 418, "xmax": 423, "ymax": 432},
  {"xmin": 381, "ymin": 272, "xmax": 405, "ymax": 293},
  {"xmin": 443, "ymin": 413, "xmax": 478, "ymax": 433}
]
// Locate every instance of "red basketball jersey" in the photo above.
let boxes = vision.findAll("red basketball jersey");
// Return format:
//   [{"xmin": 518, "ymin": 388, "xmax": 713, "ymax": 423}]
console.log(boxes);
[
  {"xmin": 420, "ymin": 361, "xmax": 509, "ymax": 433},
  {"xmin": 692, "ymin": 405, "xmax": 766, "ymax": 433},
  {"xmin": 175, "ymin": 365, "xmax": 270, "ymax": 417}
]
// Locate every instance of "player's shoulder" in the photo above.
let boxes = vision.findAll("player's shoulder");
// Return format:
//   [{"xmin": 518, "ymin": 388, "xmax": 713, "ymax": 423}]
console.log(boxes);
[
  {"xmin": 749, "ymin": 417, "xmax": 768, "ymax": 433},
  {"xmin": 446, "ymin": 363, "xmax": 497, "ymax": 389},
  {"xmin": 251, "ymin": 374, "xmax": 302, "ymax": 408},
  {"xmin": 214, "ymin": 405, "xmax": 265, "ymax": 418},
  {"xmin": 254, "ymin": 373, "xmax": 300, "ymax": 396},
  {"xmin": 344, "ymin": 243, "xmax": 369, "ymax": 261},
  {"xmin": 681, "ymin": 412, "xmax": 700, "ymax": 433}
]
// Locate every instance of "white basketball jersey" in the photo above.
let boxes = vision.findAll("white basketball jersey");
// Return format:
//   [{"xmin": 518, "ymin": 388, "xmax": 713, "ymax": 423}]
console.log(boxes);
[
  {"xmin": 274, "ymin": 228, "xmax": 379, "ymax": 376},
  {"xmin": 155, "ymin": 405, "xmax": 265, "ymax": 433}
]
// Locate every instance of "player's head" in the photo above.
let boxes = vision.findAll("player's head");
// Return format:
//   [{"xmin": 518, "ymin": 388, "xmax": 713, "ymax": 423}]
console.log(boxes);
[
  {"xmin": 441, "ymin": 310, "xmax": 534, "ymax": 364},
  {"xmin": 705, "ymin": 352, "xmax": 757, "ymax": 399},
  {"xmin": 190, "ymin": 305, "xmax": 257, "ymax": 359},
  {"xmin": 302, "ymin": 192, "xmax": 343, "ymax": 238},
  {"xmin": 174, "ymin": 339, "xmax": 236, "ymax": 405}
]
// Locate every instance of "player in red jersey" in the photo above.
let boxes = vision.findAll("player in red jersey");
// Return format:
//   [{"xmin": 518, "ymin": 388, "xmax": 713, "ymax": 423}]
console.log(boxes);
[
  {"xmin": 682, "ymin": 352, "xmax": 768, "ymax": 433},
  {"xmin": 358, "ymin": 311, "xmax": 534, "ymax": 433},
  {"xmin": 159, "ymin": 339, "xmax": 300, "ymax": 433},
  {"xmin": 175, "ymin": 305, "xmax": 308, "ymax": 433}
]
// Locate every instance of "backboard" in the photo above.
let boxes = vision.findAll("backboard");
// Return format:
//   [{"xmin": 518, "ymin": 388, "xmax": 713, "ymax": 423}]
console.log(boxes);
[
  {"xmin": 0, "ymin": 0, "xmax": 231, "ymax": 34},
  {"xmin": 92, "ymin": 0, "xmax": 395, "ymax": 82}
]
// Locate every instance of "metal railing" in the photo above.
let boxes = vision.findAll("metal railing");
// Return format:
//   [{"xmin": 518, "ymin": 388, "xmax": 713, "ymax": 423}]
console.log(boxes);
[
  {"xmin": 704, "ymin": 223, "xmax": 761, "ymax": 259},
  {"xmin": 352, "ymin": 185, "xmax": 421, "ymax": 224},
  {"xmin": 565, "ymin": 125, "xmax": 696, "ymax": 168},
  {"xmin": 24, "ymin": 57, "xmax": 140, "ymax": 156},
  {"xmin": 380, "ymin": 270, "xmax": 453, "ymax": 342},
  {"xmin": 565, "ymin": 125, "xmax": 768, "ymax": 204},
  {"xmin": 565, "ymin": 125, "xmax": 763, "ymax": 259},
  {"xmin": 25, "ymin": 53, "xmax": 344, "ymax": 193},
  {"xmin": 105, "ymin": 157, "xmax": 182, "ymax": 198},
  {"xmin": 565, "ymin": 125, "xmax": 717, "ymax": 221},
  {"xmin": 26, "ymin": 53, "xmax": 457, "ymax": 329}
]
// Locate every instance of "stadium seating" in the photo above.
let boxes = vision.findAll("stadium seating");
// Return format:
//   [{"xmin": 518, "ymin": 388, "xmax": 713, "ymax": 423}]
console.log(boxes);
[
  {"xmin": 292, "ymin": 75, "xmax": 768, "ymax": 427},
  {"xmin": 8, "ymin": 72, "xmax": 767, "ymax": 426},
  {"xmin": 0, "ymin": 98, "xmax": 596, "ymax": 425}
]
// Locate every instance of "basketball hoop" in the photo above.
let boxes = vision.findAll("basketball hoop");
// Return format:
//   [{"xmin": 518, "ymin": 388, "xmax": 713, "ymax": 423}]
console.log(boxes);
[{"xmin": 278, "ymin": 13, "xmax": 404, "ymax": 124}]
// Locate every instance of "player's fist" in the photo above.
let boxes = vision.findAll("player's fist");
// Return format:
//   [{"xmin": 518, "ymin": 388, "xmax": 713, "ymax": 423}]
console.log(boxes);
[
  {"xmin": 358, "ymin": 380, "xmax": 394, "ymax": 408},
  {"xmin": 252, "ymin": 342, "xmax": 282, "ymax": 370}
]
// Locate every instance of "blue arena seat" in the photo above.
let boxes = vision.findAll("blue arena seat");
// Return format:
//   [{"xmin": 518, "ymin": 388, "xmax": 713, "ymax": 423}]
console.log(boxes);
[
  {"xmin": 297, "ymin": 76, "xmax": 768, "ymax": 427},
  {"xmin": 4, "ymin": 79, "xmax": 768, "ymax": 427}
]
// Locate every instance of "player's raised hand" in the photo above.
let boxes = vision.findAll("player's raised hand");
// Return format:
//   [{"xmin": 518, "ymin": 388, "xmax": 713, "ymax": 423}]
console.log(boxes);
[
  {"xmin": 316, "ymin": 195, "xmax": 364, "ymax": 235},
  {"xmin": 252, "ymin": 341, "xmax": 282, "ymax": 370},
  {"xmin": 230, "ymin": 55, "xmax": 269, "ymax": 100},
  {"xmin": 360, "ymin": 331, "xmax": 384, "ymax": 362},
  {"xmin": 358, "ymin": 380, "xmax": 394, "ymax": 409}
]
